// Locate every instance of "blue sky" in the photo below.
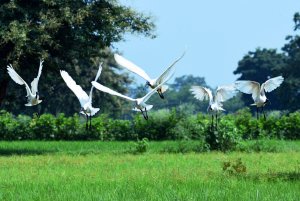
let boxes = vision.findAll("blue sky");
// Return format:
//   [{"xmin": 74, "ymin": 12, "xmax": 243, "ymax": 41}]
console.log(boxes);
[{"xmin": 113, "ymin": 0, "xmax": 298, "ymax": 88}]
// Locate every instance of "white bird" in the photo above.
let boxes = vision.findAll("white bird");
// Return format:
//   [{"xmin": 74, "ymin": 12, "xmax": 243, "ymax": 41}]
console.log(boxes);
[
  {"xmin": 235, "ymin": 76, "xmax": 284, "ymax": 119},
  {"xmin": 92, "ymin": 72, "xmax": 173, "ymax": 120},
  {"xmin": 7, "ymin": 60, "xmax": 44, "ymax": 106},
  {"xmin": 60, "ymin": 63, "xmax": 102, "ymax": 130},
  {"xmin": 114, "ymin": 52, "xmax": 185, "ymax": 99},
  {"xmin": 190, "ymin": 84, "xmax": 237, "ymax": 128}
]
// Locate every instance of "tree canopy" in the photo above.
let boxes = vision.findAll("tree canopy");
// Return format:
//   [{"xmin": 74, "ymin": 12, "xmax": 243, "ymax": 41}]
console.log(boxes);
[{"xmin": 0, "ymin": 0, "xmax": 155, "ymax": 116}]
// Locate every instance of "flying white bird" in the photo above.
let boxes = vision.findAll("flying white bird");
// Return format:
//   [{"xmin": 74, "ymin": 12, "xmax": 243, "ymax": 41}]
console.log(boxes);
[
  {"xmin": 235, "ymin": 76, "xmax": 284, "ymax": 119},
  {"xmin": 92, "ymin": 72, "xmax": 174, "ymax": 120},
  {"xmin": 114, "ymin": 52, "xmax": 185, "ymax": 99},
  {"xmin": 7, "ymin": 60, "xmax": 44, "ymax": 106},
  {"xmin": 60, "ymin": 63, "xmax": 102, "ymax": 130},
  {"xmin": 190, "ymin": 84, "xmax": 237, "ymax": 128}
]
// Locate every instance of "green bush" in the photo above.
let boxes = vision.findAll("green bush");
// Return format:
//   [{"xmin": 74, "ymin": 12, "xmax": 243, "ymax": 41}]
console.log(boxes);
[
  {"xmin": 0, "ymin": 111, "xmax": 19, "ymax": 140},
  {"xmin": 30, "ymin": 114, "xmax": 56, "ymax": 140},
  {"xmin": 206, "ymin": 115, "xmax": 241, "ymax": 151},
  {"xmin": 0, "ymin": 109, "xmax": 299, "ymax": 143},
  {"xmin": 55, "ymin": 113, "xmax": 80, "ymax": 140},
  {"xmin": 15, "ymin": 114, "xmax": 32, "ymax": 139},
  {"xmin": 133, "ymin": 109, "xmax": 179, "ymax": 140},
  {"xmin": 107, "ymin": 119, "xmax": 136, "ymax": 141}
]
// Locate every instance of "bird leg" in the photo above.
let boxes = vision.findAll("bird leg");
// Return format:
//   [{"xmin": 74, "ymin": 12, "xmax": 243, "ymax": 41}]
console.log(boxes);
[
  {"xmin": 211, "ymin": 114, "xmax": 214, "ymax": 131},
  {"xmin": 256, "ymin": 107, "xmax": 259, "ymax": 120},
  {"xmin": 215, "ymin": 113, "xmax": 218, "ymax": 130},
  {"xmin": 86, "ymin": 114, "xmax": 88, "ymax": 131},
  {"xmin": 89, "ymin": 115, "xmax": 92, "ymax": 130},
  {"xmin": 262, "ymin": 107, "xmax": 266, "ymax": 120},
  {"xmin": 157, "ymin": 89, "xmax": 164, "ymax": 99},
  {"xmin": 140, "ymin": 108, "xmax": 148, "ymax": 120}
]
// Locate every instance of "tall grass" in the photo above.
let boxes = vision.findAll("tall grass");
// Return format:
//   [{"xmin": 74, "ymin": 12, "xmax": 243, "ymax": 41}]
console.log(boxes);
[{"xmin": 0, "ymin": 141, "xmax": 299, "ymax": 200}]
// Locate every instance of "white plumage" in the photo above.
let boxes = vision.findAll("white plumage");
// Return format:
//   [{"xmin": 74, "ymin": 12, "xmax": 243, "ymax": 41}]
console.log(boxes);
[
  {"xmin": 235, "ymin": 76, "xmax": 284, "ymax": 107},
  {"xmin": 7, "ymin": 60, "xmax": 44, "ymax": 106},
  {"xmin": 92, "ymin": 71, "xmax": 174, "ymax": 119},
  {"xmin": 60, "ymin": 63, "xmax": 103, "ymax": 117},
  {"xmin": 190, "ymin": 84, "xmax": 237, "ymax": 112},
  {"xmin": 114, "ymin": 52, "xmax": 185, "ymax": 98},
  {"xmin": 190, "ymin": 84, "xmax": 237, "ymax": 128}
]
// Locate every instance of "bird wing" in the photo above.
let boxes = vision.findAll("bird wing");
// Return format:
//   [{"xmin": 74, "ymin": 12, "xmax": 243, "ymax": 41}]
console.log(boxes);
[
  {"xmin": 7, "ymin": 64, "xmax": 32, "ymax": 97},
  {"xmin": 141, "ymin": 71, "xmax": 174, "ymax": 103},
  {"xmin": 114, "ymin": 54, "xmax": 151, "ymax": 82},
  {"xmin": 30, "ymin": 60, "xmax": 44, "ymax": 95},
  {"xmin": 89, "ymin": 62, "xmax": 103, "ymax": 102},
  {"xmin": 155, "ymin": 51, "xmax": 185, "ymax": 85},
  {"xmin": 235, "ymin": 80, "xmax": 260, "ymax": 101},
  {"xmin": 261, "ymin": 76, "xmax": 284, "ymax": 93},
  {"xmin": 190, "ymin": 86, "xmax": 213, "ymax": 103},
  {"xmin": 60, "ymin": 70, "xmax": 89, "ymax": 106},
  {"xmin": 215, "ymin": 84, "xmax": 237, "ymax": 103},
  {"xmin": 91, "ymin": 81, "xmax": 135, "ymax": 102}
]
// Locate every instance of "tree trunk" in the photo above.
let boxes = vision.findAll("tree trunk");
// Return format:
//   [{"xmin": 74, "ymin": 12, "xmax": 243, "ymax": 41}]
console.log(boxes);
[{"xmin": 0, "ymin": 79, "xmax": 9, "ymax": 106}]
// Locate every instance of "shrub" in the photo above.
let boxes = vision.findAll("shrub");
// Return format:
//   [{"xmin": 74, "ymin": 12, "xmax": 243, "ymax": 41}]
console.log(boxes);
[
  {"xmin": 169, "ymin": 114, "xmax": 207, "ymax": 140},
  {"xmin": 133, "ymin": 109, "xmax": 179, "ymax": 140},
  {"xmin": 0, "ymin": 111, "xmax": 19, "ymax": 140},
  {"xmin": 55, "ymin": 113, "xmax": 80, "ymax": 140},
  {"xmin": 127, "ymin": 138, "xmax": 149, "ymax": 154},
  {"xmin": 30, "ymin": 114, "xmax": 56, "ymax": 140},
  {"xmin": 206, "ymin": 115, "xmax": 241, "ymax": 151},
  {"xmin": 14, "ymin": 114, "xmax": 32, "ymax": 139},
  {"xmin": 107, "ymin": 119, "xmax": 136, "ymax": 141}
]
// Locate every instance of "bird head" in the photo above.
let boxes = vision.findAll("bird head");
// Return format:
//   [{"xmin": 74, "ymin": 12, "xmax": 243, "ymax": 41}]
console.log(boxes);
[
  {"xmin": 145, "ymin": 81, "xmax": 151, "ymax": 87},
  {"xmin": 80, "ymin": 107, "xmax": 85, "ymax": 113},
  {"xmin": 207, "ymin": 105, "xmax": 213, "ymax": 112},
  {"xmin": 265, "ymin": 98, "xmax": 271, "ymax": 105}
]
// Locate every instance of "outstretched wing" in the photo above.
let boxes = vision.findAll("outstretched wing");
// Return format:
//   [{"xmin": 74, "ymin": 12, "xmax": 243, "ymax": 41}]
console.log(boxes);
[
  {"xmin": 31, "ymin": 60, "xmax": 44, "ymax": 95},
  {"xmin": 60, "ymin": 70, "xmax": 89, "ymax": 106},
  {"xmin": 114, "ymin": 54, "xmax": 151, "ymax": 82},
  {"xmin": 91, "ymin": 81, "xmax": 135, "ymax": 102},
  {"xmin": 190, "ymin": 86, "xmax": 213, "ymax": 103},
  {"xmin": 215, "ymin": 84, "xmax": 237, "ymax": 103},
  {"xmin": 155, "ymin": 51, "xmax": 185, "ymax": 85},
  {"xmin": 89, "ymin": 62, "xmax": 103, "ymax": 102},
  {"xmin": 7, "ymin": 64, "xmax": 32, "ymax": 97},
  {"xmin": 261, "ymin": 76, "xmax": 284, "ymax": 93},
  {"xmin": 235, "ymin": 80, "xmax": 260, "ymax": 101},
  {"xmin": 141, "ymin": 71, "xmax": 174, "ymax": 103}
]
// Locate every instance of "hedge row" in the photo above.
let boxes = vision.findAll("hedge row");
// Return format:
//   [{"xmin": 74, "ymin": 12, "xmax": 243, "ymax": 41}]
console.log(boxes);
[{"xmin": 0, "ymin": 108, "xmax": 299, "ymax": 144}]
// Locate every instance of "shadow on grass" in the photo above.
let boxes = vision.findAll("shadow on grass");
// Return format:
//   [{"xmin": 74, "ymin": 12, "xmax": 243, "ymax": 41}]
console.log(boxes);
[
  {"xmin": 0, "ymin": 148, "xmax": 55, "ymax": 156},
  {"xmin": 225, "ymin": 171, "xmax": 300, "ymax": 182}
]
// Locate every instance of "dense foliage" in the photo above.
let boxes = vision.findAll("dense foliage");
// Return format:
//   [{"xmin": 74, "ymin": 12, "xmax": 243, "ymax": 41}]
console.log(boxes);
[
  {"xmin": 1, "ymin": 109, "xmax": 299, "ymax": 151},
  {"xmin": 0, "ymin": 0, "xmax": 155, "ymax": 116},
  {"xmin": 233, "ymin": 13, "xmax": 300, "ymax": 112}
]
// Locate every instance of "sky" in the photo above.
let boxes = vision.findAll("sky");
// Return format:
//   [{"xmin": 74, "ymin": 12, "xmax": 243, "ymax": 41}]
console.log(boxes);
[{"xmin": 113, "ymin": 0, "xmax": 299, "ymax": 88}]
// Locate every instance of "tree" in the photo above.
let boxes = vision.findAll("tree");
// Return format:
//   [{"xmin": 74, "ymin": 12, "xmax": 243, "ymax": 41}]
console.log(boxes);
[
  {"xmin": 233, "ymin": 48, "xmax": 287, "ymax": 110},
  {"xmin": 280, "ymin": 13, "xmax": 300, "ymax": 111},
  {"xmin": 0, "ymin": 0, "xmax": 155, "ymax": 116}
]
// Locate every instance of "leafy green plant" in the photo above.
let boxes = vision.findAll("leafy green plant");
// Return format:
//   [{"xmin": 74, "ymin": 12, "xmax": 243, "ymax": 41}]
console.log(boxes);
[
  {"xmin": 223, "ymin": 158, "xmax": 247, "ymax": 175},
  {"xmin": 128, "ymin": 138, "xmax": 149, "ymax": 154}
]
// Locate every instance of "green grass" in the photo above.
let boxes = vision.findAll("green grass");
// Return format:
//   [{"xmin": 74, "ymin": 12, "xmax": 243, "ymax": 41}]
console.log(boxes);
[{"xmin": 0, "ymin": 140, "xmax": 299, "ymax": 200}]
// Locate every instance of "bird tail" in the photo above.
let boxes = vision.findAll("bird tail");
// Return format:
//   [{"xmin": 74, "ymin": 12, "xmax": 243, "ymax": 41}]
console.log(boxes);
[
  {"xmin": 132, "ymin": 105, "xmax": 153, "ymax": 112},
  {"xmin": 80, "ymin": 108, "xmax": 100, "ymax": 116},
  {"xmin": 160, "ymin": 85, "xmax": 169, "ymax": 93},
  {"xmin": 24, "ymin": 100, "xmax": 42, "ymax": 106},
  {"xmin": 91, "ymin": 108, "xmax": 100, "ymax": 116}
]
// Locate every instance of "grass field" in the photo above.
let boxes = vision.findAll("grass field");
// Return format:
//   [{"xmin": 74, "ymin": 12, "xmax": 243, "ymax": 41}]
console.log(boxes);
[{"xmin": 0, "ymin": 140, "xmax": 299, "ymax": 200}]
